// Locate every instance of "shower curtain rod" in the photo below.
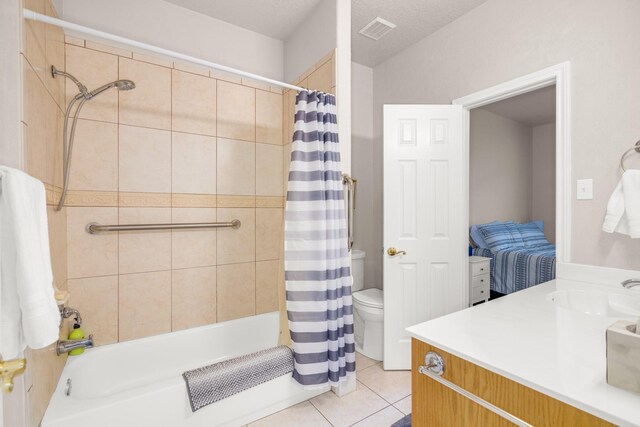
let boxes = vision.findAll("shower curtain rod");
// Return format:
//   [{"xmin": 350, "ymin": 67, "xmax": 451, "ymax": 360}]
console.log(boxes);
[{"xmin": 23, "ymin": 9, "xmax": 309, "ymax": 92}]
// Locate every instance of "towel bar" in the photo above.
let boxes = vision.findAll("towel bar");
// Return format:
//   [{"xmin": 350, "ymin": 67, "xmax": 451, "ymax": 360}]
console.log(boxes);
[
  {"xmin": 86, "ymin": 220, "xmax": 241, "ymax": 234},
  {"xmin": 620, "ymin": 140, "xmax": 640, "ymax": 172}
]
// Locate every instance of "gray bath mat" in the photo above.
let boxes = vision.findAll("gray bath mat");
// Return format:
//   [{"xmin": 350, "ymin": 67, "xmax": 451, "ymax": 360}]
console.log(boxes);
[
  {"xmin": 391, "ymin": 414, "xmax": 411, "ymax": 427},
  {"xmin": 183, "ymin": 345, "xmax": 294, "ymax": 412}
]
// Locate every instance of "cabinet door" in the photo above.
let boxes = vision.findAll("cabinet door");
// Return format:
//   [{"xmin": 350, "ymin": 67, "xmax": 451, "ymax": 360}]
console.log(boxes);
[{"xmin": 411, "ymin": 339, "xmax": 614, "ymax": 427}]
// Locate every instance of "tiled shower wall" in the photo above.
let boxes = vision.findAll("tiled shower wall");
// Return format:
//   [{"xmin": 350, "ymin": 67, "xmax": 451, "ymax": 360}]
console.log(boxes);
[
  {"xmin": 21, "ymin": 0, "xmax": 68, "ymax": 425},
  {"xmin": 63, "ymin": 39, "xmax": 288, "ymax": 345}
]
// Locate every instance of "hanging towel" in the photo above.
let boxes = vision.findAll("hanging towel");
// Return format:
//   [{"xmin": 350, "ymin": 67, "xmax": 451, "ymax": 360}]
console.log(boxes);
[
  {"xmin": 603, "ymin": 170, "xmax": 640, "ymax": 238},
  {"xmin": 0, "ymin": 166, "xmax": 60, "ymax": 359},
  {"xmin": 284, "ymin": 91, "xmax": 355, "ymax": 389}
]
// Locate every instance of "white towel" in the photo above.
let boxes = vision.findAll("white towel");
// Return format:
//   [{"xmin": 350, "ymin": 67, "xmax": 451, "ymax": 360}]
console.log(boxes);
[
  {"xmin": 603, "ymin": 170, "xmax": 640, "ymax": 238},
  {"xmin": 0, "ymin": 166, "xmax": 60, "ymax": 359}
]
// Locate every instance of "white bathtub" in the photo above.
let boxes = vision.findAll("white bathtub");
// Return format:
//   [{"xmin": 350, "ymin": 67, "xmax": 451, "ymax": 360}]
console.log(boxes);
[{"xmin": 42, "ymin": 312, "xmax": 328, "ymax": 427}]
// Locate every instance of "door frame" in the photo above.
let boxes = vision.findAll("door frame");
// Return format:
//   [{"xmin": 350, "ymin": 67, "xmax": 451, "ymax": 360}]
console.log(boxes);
[{"xmin": 452, "ymin": 62, "xmax": 572, "ymax": 278}]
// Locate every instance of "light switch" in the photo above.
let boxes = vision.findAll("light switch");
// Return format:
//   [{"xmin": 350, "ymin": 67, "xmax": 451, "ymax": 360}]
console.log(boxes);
[{"xmin": 577, "ymin": 179, "xmax": 593, "ymax": 200}]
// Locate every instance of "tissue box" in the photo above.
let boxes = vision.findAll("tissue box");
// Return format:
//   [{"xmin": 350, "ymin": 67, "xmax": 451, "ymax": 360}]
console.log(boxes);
[{"xmin": 606, "ymin": 320, "xmax": 640, "ymax": 394}]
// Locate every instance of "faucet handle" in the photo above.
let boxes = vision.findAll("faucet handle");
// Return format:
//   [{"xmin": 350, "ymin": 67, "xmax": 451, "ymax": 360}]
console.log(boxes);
[{"xmin": 621, "ymin": 279, "xmax": 640, "ymax": 289}]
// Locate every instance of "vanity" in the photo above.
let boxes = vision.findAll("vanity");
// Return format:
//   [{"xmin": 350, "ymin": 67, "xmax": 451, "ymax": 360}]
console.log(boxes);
[{"xmin": 407, "ymin": 278, "xmax": 640, "ymax": 426}]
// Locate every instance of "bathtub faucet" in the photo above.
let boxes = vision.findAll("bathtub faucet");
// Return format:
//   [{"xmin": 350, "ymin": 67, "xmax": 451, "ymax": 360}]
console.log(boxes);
[{"xmin": 56, "ymin": 335, "xmax": 94, "ymax": 356}]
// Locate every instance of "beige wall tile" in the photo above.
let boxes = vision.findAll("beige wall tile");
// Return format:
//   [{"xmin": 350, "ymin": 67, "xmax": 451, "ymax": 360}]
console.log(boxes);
[
  {"xmin": 43, "ymin": 1, "xmax": 65, "ymax": 108},
  {"xmin": 172, "ymin": 193, "xmax": 217, "ymax": 208},
  {"xmin": 47, "ymin": 206, "xmax": 67, "ymax": 290},
  {"xmin": 172, "ymin": 132, "xmax": 216, "ymax": 194},
  {"xmin": 172, "ymin": 70, "xmax": 216, "ymax": 136},
  {"xmin": 216, "ymin": 138, "xmax": 256, "ymax": 196},
  {"xmin": 283, "ymin": 143, "xmax": 292, "ymax": 194},
  {"xmin": 217, "ymin": 208, "xmax": 255, "ymax": 265},
  {"xmin": 307, "ymin": 58, "xmax": 335, "ymax": 94},
  {"xmin": 119, "ymin": 125, "xmax": 171, "ymax": 193},
  {"xmin": 256, "ymin": 90, "xmax": 283, "ymax": 145},
  {"xmin": 172, "ymin": 208, "xmax": 217, "ymax": 269},
  {"xmin": 119, "ymin": 57, "xmax": 171, "ymax": 130},
  {"xmin": 217, "ymin": 195, "xmax": 255, "ymax": 208},
  {"xmin": 256, "ymin": 143, "xmax": 283, "ymax": 196},
  {"xmin": 67, "ymin": 207, "xmax": 118, "ymax": 279},
  {"xmin": 256, "ymin": 208, "xmax": 283, "ymax": 261},
  {"xmin": 23, "ymin": 59, "xmax": 56, "ymax": 186},
  {"xmin": 132, "ymin": 52, "xmax": 173, "ymax": 68},
  {"xmin": 217, "ymin": 262, "xmax": 255, "ymax": 322},
  {"xmin": 65, "ymin": 44, "xmax": 118, "ymax": 123},
  {"xmin": 119, "ymin": 192, "xmax": 171, "ymax": 207},
  {"xmin": 64, "ymin": 35, "xmax": 85, "ymax": 47},
  {"xmin": 68, "ymin": 275, "xmax": 118, "ymax": 345},
  {"xmin": 68, "ymin": 119, "xmax": 118, "ymax": 191},
  {"xmin": 23, "ymin": 5, "xmax": 46, "ymax": 85},
  {"xmin": 172, "ymin": 266, "xmax": 216, "ymax": 331},
  {"xmin": 256, "ymin": 260, "xmax": 279, "ymax": 314},
  {"xmin": 173, "ymin": 61, "xmax": 209, "ymax": 77},
  {"xmin": 210, "ymin": 69, "xmax": 241, "ymax": 84},
  {"xmin": 85, "ymin": 41, "xmax": 132, "ymax": 58},
  {"xmin": 217, "ymin": 81, "xmax": 255, "ymax": 141},
  {"xmin": 119, "ymin": 271, "xmax": 171, "ymax": 341},
  {"xmin": 118, "ymin": 208, "xmax": 171, "ymax": 274}
]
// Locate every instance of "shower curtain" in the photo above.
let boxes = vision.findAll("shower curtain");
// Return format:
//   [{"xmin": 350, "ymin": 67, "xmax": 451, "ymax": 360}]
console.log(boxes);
[{"xmin": 284, "ymin": 90, "xmax": 355, "ymax": 388}]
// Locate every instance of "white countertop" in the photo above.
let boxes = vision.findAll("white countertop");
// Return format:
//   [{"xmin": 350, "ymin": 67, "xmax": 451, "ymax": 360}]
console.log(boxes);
[{"xmin": 406, "ymin": 279, "xmax": 640, "ymax": 427}]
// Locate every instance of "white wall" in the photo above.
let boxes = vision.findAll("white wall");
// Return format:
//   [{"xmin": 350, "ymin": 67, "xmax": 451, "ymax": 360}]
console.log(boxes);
[
  {"xmin": 59, "ymin": 0, "xmax": 284, "ymax": 80},
  {"xmin": 0, "ymin": 0, "xmax": 22, "ymax": 169},
  {"xmin": 373, "ymin": 0, "xmax": 640, "ymax": 269},
  {"xmin": 283, "ymin": 0, "xmax": 336, "ymax": 83},
  {"xmin": 470, "ymin": 109, "xmax": 533, "ymax": 225},
  {"xmin": 351, "ymin": 61, "xmax": 380, "ymax": 288},
  {"xmin": 532, "ymin": 123, "xmax": 556, "ymax": 242}
]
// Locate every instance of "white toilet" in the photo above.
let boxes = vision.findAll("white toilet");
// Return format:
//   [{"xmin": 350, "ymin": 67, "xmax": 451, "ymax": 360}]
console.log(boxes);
[{"xmin": 351, "ymin": 250, "xmax": 384, "ymax": 361}]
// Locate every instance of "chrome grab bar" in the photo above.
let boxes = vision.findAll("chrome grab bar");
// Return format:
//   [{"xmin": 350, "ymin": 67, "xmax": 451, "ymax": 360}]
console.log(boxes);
[
  {"xmin": 419, "ymin": 351, "xmax": 533, "ymax": 427},
  {"xmin": 343, "ymin": 174, "xmax": 357, "ymax": 250},
  {"xmin": 86, "ymin": 220, "xmax": 241, "ymax": 234}
]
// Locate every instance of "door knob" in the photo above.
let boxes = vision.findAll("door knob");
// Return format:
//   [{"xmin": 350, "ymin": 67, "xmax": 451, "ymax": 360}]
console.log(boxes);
[
  {"xmin": 0, "ymin": 358, "xmax": 26, "ymax": 393},
  {"xmin": 387, "ymin": 247, "xmax": 406, "ymax": 256}
]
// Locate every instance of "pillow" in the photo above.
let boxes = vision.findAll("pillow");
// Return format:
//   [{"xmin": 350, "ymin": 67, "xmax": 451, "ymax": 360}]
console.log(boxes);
[
  {"xmin": 515, "ymin": 221, "xmax": 549, "ymax": 247},
  {"xmin": 477, "ymin": 222, "xmax": 525, "ymax": 251},
  {"xmin": 470, "ymin": 221, "xmax": 500, "ymax": 249},
  {"xmin": 532, "ymin": 220, "xmax": 544, "ymax": 232}
]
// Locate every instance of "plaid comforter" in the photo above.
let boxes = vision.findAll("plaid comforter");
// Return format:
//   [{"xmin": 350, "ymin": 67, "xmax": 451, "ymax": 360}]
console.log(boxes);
[{"xmin": 472, "ymin": 244, "xmax": 556, "ymax": 295}]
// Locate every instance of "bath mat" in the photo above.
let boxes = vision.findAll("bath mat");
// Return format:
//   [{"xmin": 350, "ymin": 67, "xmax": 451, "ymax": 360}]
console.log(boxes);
[
  {"xmin": 183, "ymin": 345, "xmax": 294, "ymax": 412},
  {"xmin": 391, "ymin": 414, "xmax": 411, "ymax": 427}
]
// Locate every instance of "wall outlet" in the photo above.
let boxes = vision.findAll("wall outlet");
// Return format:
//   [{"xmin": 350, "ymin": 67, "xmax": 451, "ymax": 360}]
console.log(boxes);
[{"xmin": 577, "ymin": 179, "xmax": 593, "ymax": 200}]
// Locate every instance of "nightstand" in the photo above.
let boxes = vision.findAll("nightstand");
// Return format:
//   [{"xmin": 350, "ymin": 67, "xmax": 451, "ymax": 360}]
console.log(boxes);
[{"xmin": 469, "ymin": 256, "xmax": 490, "ymax": 306}]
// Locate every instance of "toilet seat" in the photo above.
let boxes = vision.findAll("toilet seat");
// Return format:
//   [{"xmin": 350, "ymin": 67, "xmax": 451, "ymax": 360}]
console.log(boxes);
[{"xmin": 352, "ymin": 288, "xmax": 383, "ymax": 309}]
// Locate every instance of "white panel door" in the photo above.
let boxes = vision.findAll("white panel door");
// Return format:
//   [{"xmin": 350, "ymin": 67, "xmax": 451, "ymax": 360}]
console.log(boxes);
[{"xmin": 383, "ymin": 104, "xmax": 467, "ymax": 370}]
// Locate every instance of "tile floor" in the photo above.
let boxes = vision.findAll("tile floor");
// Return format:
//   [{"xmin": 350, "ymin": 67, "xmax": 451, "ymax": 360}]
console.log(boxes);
[{"xmin": 249, "ymin": 352, "xmax": 412, "ymax": 427}]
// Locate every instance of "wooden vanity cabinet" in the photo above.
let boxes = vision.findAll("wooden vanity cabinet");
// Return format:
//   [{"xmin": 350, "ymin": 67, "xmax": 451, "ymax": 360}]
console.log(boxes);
[{"xmin": 411, "ymin": 339, "xmax": 613, "ymax": 426}]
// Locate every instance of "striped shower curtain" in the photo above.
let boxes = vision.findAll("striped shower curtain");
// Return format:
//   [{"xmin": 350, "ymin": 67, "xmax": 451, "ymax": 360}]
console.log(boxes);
[{"xmin": 284, "ymin": 91, "xmax": 355, "ymax": 388}]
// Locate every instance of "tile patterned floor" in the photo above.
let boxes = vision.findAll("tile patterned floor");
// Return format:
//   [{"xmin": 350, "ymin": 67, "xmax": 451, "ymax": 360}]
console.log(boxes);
[{"xmin": 249, "ymin": 353, "xmax": 412, "ymax": 427}]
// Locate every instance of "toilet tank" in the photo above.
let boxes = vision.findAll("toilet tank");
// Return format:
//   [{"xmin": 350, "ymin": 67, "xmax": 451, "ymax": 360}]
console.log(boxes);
[{"xmin": 351, "ymin": 250, "xmax": 366, "ymax": 292}]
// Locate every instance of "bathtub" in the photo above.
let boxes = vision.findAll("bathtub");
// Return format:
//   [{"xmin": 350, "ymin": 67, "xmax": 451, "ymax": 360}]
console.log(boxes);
[{"xmin": 42, "ymin": 312, "xmax": 328, "ymax": 427}]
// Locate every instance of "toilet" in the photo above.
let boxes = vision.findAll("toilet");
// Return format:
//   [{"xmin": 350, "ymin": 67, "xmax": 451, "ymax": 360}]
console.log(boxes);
[{"xmin": 351, "ymin": 250, "xmax": 384, "ymax": 361}]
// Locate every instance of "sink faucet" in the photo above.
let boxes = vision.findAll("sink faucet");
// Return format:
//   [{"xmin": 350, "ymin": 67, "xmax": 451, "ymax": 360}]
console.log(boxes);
[
  {"xmin": 621, "ymin": 279, "xmax": 640, "ymax": 289},
  {"xmin": 56, "ymin": 335, "xmax": 94, "ymax": 356}
]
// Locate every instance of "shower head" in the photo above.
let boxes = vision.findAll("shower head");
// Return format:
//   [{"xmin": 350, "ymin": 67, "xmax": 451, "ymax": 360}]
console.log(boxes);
[{"xmin": 87, "ymin": 80, "xmax": 136, "ymax": 98}]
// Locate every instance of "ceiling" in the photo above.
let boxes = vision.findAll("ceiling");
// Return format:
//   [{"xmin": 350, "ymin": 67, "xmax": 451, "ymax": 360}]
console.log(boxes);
[
  {"xmin": 162, "ymin": 0, "xmax": 322, "ymax": 40},
  {"xmin": 352, "ymin": 0, "xmax": 489, "ymax": 67},
  {"xmin": 480, "ymin": 85, "xmax": 556, "ymax": 127}
]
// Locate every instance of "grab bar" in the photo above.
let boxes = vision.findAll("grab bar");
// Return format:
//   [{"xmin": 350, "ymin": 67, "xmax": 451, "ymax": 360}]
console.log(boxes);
[
  {"xmin": 342, "ymin": 174, "xmax": 357, "ymax": 250},
  {"xmin": 86, "ymin": 220, "xmax": 241, "ymax": 234},
  {"xmin": 419, "ymin": 351, "xmax": 532, "ymax": 427}
]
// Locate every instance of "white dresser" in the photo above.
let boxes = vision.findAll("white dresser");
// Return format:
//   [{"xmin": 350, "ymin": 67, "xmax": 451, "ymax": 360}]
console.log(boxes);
[{"xmin": 469, "ymin": 256, "xmax": 490, "ymax": 306}]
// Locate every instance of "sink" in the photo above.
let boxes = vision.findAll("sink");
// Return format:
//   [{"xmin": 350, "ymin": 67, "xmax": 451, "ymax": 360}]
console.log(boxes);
[{"xmin": 547, "ymin": 289, "xmax": 640, "ymax": 318}]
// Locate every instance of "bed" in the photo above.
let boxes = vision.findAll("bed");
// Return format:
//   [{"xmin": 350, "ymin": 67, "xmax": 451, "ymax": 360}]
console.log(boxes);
[{"xmin": 470, "ymin": 221, "xmax": 556, "ymax": 295}]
